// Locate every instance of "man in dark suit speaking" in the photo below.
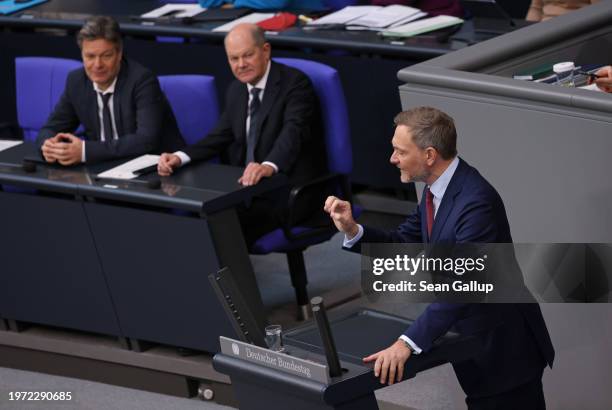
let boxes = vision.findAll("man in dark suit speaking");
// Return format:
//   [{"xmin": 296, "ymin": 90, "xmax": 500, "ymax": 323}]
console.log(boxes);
[
  {"xmin": 324, "ymin": 107, "xmax": 555, "ymax": 409},
  {"xmin": 36, "ymin": 16, "xmax": 184, "ymax": 165},
  {"xmin": 158, "ymin": 23, "xmax": 325, "ymax": 245}
]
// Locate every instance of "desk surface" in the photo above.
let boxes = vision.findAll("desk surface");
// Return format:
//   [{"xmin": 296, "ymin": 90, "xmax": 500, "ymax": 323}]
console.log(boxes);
[
  {"xmin": 0, "ymin": 0, "xmax": 491, "ymax": 58},
  {"xmin": 0, "ymin": 142, "xmax": 287, "ymax": 214}
]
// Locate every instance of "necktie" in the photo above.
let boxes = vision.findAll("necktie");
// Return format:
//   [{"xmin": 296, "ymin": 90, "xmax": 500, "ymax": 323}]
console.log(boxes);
[
  {"xmin": 246, "ymin": 87, "xmax": 261, "ymax": 164},
  {"xmin": 100, "ymin": 92, "xmax": 113, "ymax": 142},
  {"xmin": 426, "ymin": 188, "xmax": 434, "ymax": 239}
]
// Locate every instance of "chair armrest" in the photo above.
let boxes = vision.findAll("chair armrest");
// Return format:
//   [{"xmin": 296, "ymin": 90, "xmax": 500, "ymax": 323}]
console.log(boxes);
[{"xmin": 282, "ymin": 173, "xmax": 352, "ymax": 241}]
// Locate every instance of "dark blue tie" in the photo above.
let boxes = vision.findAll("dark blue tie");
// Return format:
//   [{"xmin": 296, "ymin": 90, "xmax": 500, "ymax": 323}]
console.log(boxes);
[
  {"xmin": 246, "ymin": 87, "xmax": 261, "ymax": 164},
  {"xmin": 100, "ymin": 92, "xmax": 113, "ymax": 141}
]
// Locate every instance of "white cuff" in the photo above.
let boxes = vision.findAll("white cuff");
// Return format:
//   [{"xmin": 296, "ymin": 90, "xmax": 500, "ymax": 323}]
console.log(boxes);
[
  {"xmin": 399, "ymin": 335, "xmax": 422, "ymax": 355},
  {"xmin": 174, "ymin": 151, "xmax": 191, "ymax": 167},
  {"xmin": 81, "ymin": 141, "xmax": 86, "ymax": 163},
  {"xmin": 262, "ymin": 161, "xmax": 278, "ymax": 173},
  {"xmin": 343, "ymin": 224, "xmax": 364, "ymax": 248}
]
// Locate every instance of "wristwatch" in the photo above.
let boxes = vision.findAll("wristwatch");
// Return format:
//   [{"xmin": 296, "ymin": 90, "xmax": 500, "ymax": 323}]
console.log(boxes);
[{"xmin": 399, "ymin": 338, "xmax": 415, "ymax": 353}]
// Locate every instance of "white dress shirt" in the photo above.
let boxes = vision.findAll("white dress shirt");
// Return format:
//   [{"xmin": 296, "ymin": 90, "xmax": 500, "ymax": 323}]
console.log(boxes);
[
  {"xmin": 81, "ymin": 77, "xmax": 119, "ymax": 162},
  {"xmin": 344, "ymin": 156, "xmax": 460, "ymax": 353},
  {"xmin": 174, "ymin": 61, "xmax": 278, "ymax": 172}
]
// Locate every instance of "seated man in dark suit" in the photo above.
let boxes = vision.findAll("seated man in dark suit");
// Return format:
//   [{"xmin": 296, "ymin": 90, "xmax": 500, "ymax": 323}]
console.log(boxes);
[
  {"xmin": 37, "ymin": 16, "xmax": 184, "ymax": 165},
  {"xmin": 158, "ymin": 23, "xmax": 325, "ymax": 246},
  {"xmin": 325, "ymin": 107, "xmax": 554, "ymax": 409}
]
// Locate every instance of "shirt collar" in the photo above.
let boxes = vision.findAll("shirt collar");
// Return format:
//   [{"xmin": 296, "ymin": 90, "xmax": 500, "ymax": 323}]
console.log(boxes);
[
  {"xmin": 93, "ymin": 75, "xmax": 118, "ymax": 95},
  {"xmin": 429, "ymin": 156, "xmax": 459, "ymax": 201},
  {"xmin": 247, "ymin": 60, "xmax": 271, "ymax": 94}
]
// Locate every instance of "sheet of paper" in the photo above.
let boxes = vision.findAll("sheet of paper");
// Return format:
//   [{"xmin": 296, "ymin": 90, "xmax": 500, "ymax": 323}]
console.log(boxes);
[
  {"xmin": 0, "ymin": 139, "xmax": 22, "ymax": 152},
  {"xmin": 306, "ymin": 6, "xmax": 380, "ymax": 26},
  {"xmin": 213, "ymin": 13, "xmax": 275, "ymax": 32},
  {"xmin": 141, "ymin": 4, "xmax": 205, "ymax": 19},
  {"xmin": 97, "ymin": 154, "xmax": 160, "ymax": 180},
  {"xmin": 348, "ymin": 5, "xmax": 422, "ymax": 29},
  {"xmin": 381, "ymin": 15, "xmax": 463, "ymax": 38},
  {"xmin": 579, "ymin": 83, "xmax": 604, "ymax": 92},
  {"xmin": 347, "ymin": 11, "xmax": 426, "ymax": 31}
]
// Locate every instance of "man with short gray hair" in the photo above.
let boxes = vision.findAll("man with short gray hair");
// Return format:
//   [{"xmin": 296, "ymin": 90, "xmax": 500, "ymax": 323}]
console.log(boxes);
[
  {"xmin": 157, "ymin": 23, "xmax": 325, "ymax": 246},
  {"xmin": 37, "ymin": 16, "xmax": 184, "ymax": 165}
]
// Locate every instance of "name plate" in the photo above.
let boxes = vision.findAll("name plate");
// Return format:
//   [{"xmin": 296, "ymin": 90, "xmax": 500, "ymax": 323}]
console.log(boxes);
[{"xmin": 220, "ymin": 336, "xmax": 330, "ymax": 384}]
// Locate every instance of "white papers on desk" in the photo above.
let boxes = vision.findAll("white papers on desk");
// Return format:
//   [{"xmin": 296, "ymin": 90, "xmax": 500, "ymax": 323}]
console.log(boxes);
[
  {"xmin": 97, "ymin": 154, "xmax": 160, "ymax": 180},
  {"xmin": 212, "ymin": 13, "xmax": 275, "ymax": 32},
  {"xmin": 0, "ymin": 139, "xmax": 22, "ymax": 152},
  {"xmin": 579, "ymin": 83, "xmax": 604, "ymax": 92},
  {"xmin": 381, "ymin": 15, "xmax": 463, "ymax": 38},
  {"xmin": 306, "ymin": 6, "xmax": 380, "ymax": 26},
  {"xmin": 141, "ymin": 4, "xmax": 205, "ymax": 19},
  {"xmin": 347, "ymin": 5, "xmax": 425, "ymax": 30}
]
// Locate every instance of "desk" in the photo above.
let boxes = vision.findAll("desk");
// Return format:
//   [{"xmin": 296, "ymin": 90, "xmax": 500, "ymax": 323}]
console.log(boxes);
[
  {"xmin": 0, "ymin": 142, "xmax": 285, "ymax": 352},
  {"xmin": 0, "ymin": 0, "xmax": 491, "ymax": 190}
]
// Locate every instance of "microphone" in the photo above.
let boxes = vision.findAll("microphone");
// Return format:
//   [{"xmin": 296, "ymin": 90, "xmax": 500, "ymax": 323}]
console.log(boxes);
[{"xmin": 311, "ymin": 296, "xmax": 342, "ymax": 377}]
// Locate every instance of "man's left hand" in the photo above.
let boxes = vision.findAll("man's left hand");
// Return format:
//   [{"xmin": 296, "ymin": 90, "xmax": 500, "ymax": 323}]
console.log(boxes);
[
  {"xmin": 363, "ymin": 339, "xmax": 412, "ymax": 385},
  {"xmin": 238, "ymin": 162, "xmax": 274, "ymax": 186}
]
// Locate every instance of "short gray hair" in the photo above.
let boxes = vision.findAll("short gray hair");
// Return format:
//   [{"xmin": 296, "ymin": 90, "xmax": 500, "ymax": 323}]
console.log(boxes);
[
  {"xmin": 225, "ymin": 24, "xmax": 266, "ymax": 47},
  {"xmin": 394, "ymin": 107, "xmax": 457, "ymax": 160},
  {"xmin": 77, "ymin": 16, "xmax": 122, "ymax": 50}
]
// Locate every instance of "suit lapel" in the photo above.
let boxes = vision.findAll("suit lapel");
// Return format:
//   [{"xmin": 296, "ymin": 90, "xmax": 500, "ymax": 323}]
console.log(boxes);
[
  {"xmin": 429, "ymin": 158, "xmax": 468, "ymax": 242},
  {"xmin": 112, "ymin": 62, "xmax": 126, "ymax": 138},
  {"xmin": 85, "ymin": 82, "xmax": 100, "ymax": 141},
  {"xmin": 251, "ymin": 62, "xmax": 280, "ymax": 149}
]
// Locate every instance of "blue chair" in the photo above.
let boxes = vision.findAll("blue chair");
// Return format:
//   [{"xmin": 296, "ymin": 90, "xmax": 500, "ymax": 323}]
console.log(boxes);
[
  {"xmin": 251, "ymin": 58, "xmax": 358, "ymax": 319},
  {"xmin": 15, "ymin": 57, "xmax": 82, "ymax": 142},
  {"xmin": 3, "ymin": 57, "xmax": 81, "ymax": 195},
  {"xmin": 158, "ymin": 75, "xmax": 220, "ymax": 146}
]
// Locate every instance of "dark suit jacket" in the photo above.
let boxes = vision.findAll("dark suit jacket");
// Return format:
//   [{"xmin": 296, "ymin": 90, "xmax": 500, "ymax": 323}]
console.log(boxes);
[
  {"xmin": 36, "ymin": 58, "xmax": 184, "ymax": 163},
  {"xmin": 183, "ymin": 61, "xmax": 326, "ymax": 186},
  {"xmin": 352, "ymin": 158, "xmax": 555, "ymax": 399}
]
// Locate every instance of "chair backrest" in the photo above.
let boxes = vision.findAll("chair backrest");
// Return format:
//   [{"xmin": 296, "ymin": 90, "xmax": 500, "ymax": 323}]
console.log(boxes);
[
  {"xmin": 15, "ymin": 57, "xmax": 82, "ymax": 141},
  {"xmin": 158, "ymin": 75, "xmax": 219, "ymax": 146},
  {"xmin": 273, "ymin": 58, "xmax": 352, "ymax": 175}
]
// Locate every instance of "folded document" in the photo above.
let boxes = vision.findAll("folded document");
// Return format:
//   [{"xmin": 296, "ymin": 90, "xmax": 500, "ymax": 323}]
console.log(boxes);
[
  {"xmin": 97, "ymin": 154, "xmax": 160, "ymax": 180},
  {"xmin": 380, "ymin": 15, "xmax": 463, "ymax": 37},
  {"xmin": 0, "ymin": 139, "xmax": 22, "ymax": 153}
]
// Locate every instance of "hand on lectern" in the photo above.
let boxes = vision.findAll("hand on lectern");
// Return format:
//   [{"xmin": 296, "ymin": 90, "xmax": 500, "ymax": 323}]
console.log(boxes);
[{"xmin": 363, "ymin": 339, "xmax": 412, "ymax": 385}]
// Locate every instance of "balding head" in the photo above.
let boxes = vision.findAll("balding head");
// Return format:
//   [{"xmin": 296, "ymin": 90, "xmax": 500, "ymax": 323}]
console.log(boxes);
[{"xmin": 224, "ymin": 23, "xmax": 271, "ymax": 85}]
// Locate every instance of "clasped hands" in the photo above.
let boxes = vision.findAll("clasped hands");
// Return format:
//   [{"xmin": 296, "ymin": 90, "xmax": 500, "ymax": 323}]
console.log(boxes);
[
  {"xmin": 41, "ymin": 133, "xmax": 83, "ymax": 165},
  {"xmin": 157, "ymin": 153, "xmax": 274, "ymax": 186}
]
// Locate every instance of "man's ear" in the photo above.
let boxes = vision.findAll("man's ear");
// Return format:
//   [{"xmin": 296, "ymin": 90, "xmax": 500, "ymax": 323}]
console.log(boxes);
[
  {"xmin": 263, "ymin": 42, "xmax": 271, "ymax": 57},
  {"xmin": 425, "ymin": 147, "xmax": 438, "ymax": 166}
]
